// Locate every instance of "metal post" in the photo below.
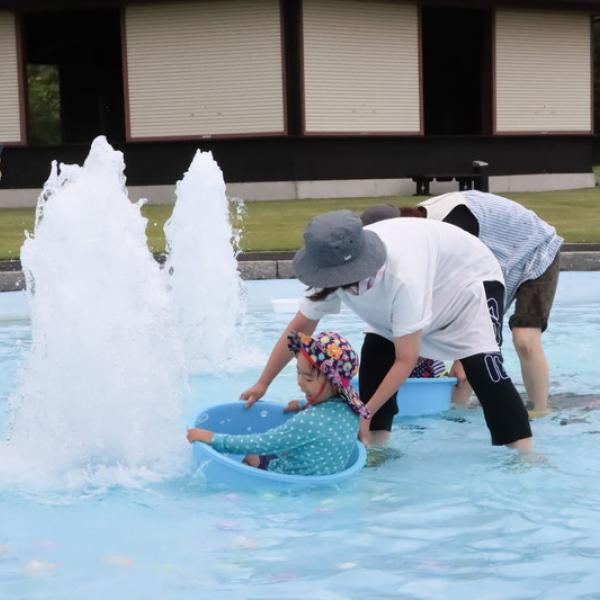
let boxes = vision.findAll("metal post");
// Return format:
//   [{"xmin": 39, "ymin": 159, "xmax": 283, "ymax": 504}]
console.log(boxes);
[{"xmin": 472, "ymin": 160, "xmax": 489, "ymax": 193}]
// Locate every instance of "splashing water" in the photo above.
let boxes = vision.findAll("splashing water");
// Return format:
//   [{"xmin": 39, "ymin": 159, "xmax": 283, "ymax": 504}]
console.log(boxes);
[
  {"xmin": 164, "ymin": 150, "xmax": 261, "ymax": 372},
  {"xmin": 0, "ymin": 137, "xmax": 188, "ymax": 490}
]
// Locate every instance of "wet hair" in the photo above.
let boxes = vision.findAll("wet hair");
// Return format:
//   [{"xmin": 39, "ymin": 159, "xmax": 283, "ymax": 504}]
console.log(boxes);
[
  {"xmin": 360, "ymin": 203, "xmax": 426, "ymax": 226},
  {"xmin": 399, "ymin": 206, "xmax": 427, "ymax": 218},
  {"xmin": 307, "ymin": 282, "xmax": 358, "ymax": 302}
]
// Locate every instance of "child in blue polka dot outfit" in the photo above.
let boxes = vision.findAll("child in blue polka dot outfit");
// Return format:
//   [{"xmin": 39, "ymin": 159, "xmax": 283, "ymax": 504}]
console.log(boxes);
[{"xmin": 186, "ymin": 331, "xmax": 369, "ymax": 476}]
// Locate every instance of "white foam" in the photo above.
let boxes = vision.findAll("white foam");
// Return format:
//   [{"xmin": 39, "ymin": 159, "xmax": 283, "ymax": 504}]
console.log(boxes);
[
  {"xmin": 163, "ymin": 150, "xmax": 263, "ymax": 372},
  {"xmin": 0, "ymin": 137, "xmax": 188, "ymax": 490}
]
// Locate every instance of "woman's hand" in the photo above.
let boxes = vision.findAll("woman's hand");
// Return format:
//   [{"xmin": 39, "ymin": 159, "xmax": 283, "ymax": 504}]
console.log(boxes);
[
  {"xmin": 240, "ymin": 381, "xmax": 268, "ymax": 409},
  {"xmin": 284, "ymin": 400, "xmax": 302, "ymax": 413},
  {"xmin": 186, "ymin": 428, "xmax": 214, "ymax": 444}
]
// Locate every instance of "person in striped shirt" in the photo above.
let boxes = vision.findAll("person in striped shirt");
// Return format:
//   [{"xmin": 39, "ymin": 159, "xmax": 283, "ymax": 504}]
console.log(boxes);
[
  {"xmin": 242, "ymin": 211, "xmax": 532, "ymax": 453},
  {"xmin": 361, "ymin": 190, "xmax": 562, "ymax": 418}
]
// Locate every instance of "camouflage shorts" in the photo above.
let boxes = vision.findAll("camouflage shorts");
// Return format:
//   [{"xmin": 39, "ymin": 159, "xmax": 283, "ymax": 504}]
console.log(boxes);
[{"xmin": 508, "ymin": 254, "xmax": 560, "ymax": 332}]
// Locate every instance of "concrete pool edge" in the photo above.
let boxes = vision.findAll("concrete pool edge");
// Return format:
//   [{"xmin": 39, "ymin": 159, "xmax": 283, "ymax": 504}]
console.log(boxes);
[{"xmin": 0, "ymin": 250, "xmax": 599, "ymax": 291}]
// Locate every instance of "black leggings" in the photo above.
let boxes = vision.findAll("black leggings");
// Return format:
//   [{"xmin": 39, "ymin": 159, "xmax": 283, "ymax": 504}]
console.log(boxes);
[
  {"xmin": 359, "ymin": 281, "xmax": 532, "ymax": 445},
  {"xmin": 460, "ymin": 352, "xmax": 531, "ymax": 445},
  {"xmin": 359, "ymin": 333, "xmax": 399, "ymax": 431}
]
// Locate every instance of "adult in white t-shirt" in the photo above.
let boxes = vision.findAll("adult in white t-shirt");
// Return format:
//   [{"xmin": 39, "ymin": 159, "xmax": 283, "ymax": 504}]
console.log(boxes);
[
  {"xmin": 241, "ymin": 210, "xmax": 532, "ymax": 453},
  {"xmin": 362, "ymin": 191, "xmax": 562, "ymax": 418}
]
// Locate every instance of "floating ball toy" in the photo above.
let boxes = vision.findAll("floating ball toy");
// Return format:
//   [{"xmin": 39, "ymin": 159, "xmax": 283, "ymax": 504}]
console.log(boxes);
[
  {"xmin": 191, "ymin": 402, "xmax": 366, "ymax": 492},
  {"xmin": 22, "ymin": 560, "xmax": 58, "ymax": 576},
  {"xmin": 102, "ymin": 555, "xmax": 134, "ymax": 568}
]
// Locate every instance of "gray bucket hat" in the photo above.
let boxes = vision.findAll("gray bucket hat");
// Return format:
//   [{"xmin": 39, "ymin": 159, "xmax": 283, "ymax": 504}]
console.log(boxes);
[{"xmin": 293, "ymin": 210, "xmax": 386, "ymax": 288}]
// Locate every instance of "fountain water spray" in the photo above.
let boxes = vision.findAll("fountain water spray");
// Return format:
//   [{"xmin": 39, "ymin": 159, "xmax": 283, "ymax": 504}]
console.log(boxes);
[
  {"xmin": 1, "ymin": 137, "xmax": 188, "ymax": 489},
  {"xmin": 164, "ymin": 150, "xmax": 260, "ymax": 372}
]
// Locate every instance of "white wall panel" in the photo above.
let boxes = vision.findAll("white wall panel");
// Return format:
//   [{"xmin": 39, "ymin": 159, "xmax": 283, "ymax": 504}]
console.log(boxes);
[
  {"xmin": 0, "ymin": 11, "xmax": 22, "ymax": 143},
  {"xmin": 495, "ymin": 10, "xmax": 591, "ymax": 132},
  {"xmin": 303, "ymin": 0, "xmax": 420, "ymax": 133},
  {"xmin": 126, "ymin": 0, "xmax": 285, "ymax": 138}
]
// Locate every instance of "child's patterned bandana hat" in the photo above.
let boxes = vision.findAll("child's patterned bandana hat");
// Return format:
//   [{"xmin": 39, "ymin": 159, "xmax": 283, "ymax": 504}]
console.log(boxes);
[{"xmin": 287, "ymin": 330, "xmax": 370, "ymax": 419}]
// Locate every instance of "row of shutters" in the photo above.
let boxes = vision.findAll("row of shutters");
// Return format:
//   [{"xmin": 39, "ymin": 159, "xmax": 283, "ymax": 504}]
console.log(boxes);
[{"xmin": 0, "ymin": 0, "xmax": 593, "ymax": 143}]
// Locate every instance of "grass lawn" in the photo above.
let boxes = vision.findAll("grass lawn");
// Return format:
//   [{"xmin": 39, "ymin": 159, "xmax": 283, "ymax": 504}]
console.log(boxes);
[
  {"xmin": 1, "ymin": 187, "xmax": 599, "ymax": 260},
  {"xmin": 0, "ymin": 209, "xmax": 35, "ymax": 260}
]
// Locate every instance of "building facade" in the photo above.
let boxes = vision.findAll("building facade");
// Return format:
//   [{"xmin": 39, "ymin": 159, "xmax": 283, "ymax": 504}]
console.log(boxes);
[{"xmin": 0, "ymin": 0, "xmax": 598, "ymax": 203}]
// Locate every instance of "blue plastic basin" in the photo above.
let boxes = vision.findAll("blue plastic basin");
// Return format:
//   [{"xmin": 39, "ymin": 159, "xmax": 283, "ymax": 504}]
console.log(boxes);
[
  {"xmin": 191, "ymin": 402, "xmax": 366, "ymax": 492},
  {"xmin": 352, "ymin": 377, "xmax": 457, "ymax": 418},
  {"xmin": 396, "ymin": 377, "xmax": 457, "ymax": 417}
]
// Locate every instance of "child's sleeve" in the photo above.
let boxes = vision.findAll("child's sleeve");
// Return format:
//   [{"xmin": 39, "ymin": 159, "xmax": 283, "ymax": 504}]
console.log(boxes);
[{"xmin": 211, "ymin": 412, "xmax": 317, "ymax": 456}]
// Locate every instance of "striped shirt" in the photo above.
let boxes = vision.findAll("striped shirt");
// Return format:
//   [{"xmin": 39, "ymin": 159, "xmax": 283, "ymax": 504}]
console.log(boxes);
[
  {"xmin": 420, "ymin": 191, "xmax": 563, "ymax": 309},
  {"xmin": 211, "ymin": 398, "xmax": 359, "ymax": 476}
]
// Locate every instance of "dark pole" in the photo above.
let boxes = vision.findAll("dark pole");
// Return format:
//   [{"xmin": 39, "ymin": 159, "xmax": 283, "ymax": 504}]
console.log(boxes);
[{"xmin": 472, "ymin": 160, "xmax": 489, "ymax": 193}]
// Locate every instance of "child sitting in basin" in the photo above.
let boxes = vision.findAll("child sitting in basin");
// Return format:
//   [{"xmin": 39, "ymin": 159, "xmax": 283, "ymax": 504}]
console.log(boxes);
[{"xmin": 186, "ymin": 331, "xmax": 369, "ymax": 476}]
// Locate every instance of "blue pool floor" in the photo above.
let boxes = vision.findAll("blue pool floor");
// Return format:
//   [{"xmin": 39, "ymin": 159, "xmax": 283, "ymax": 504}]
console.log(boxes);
[{"xmin": 0, "ymin": 272, "xmax": 599, "ymax": 599}]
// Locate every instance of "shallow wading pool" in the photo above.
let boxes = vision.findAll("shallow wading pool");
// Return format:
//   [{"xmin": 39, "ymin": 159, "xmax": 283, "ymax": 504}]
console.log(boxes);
[{"xmin": 0, "ymin": 272, "xmax": 599, "ymax": 599}]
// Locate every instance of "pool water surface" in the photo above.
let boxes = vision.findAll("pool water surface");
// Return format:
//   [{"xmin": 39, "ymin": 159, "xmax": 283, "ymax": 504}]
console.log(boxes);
[{"xmin": 0, "ymin": 272, "xmax": 599, "ymax": 599}]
